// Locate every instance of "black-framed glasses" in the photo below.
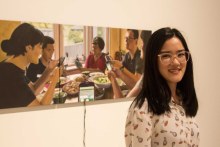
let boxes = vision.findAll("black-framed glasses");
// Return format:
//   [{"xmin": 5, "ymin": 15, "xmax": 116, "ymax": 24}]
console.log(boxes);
[
  {"xmin": 125, "ymin": 37, "xmax": 135, "ymax": 41},
  {"xmin": 158, "ymin": 51, "xmax": 190, "ymax": 65}
]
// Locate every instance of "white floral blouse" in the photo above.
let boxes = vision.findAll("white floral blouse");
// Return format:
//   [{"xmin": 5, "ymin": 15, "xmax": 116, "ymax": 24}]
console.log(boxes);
[{"xmin": 125, "ymin": 99, "xmax": 199, "ymax": 147}]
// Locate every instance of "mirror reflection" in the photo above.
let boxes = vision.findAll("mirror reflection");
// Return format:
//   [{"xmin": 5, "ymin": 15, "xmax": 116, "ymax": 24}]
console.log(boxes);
[{"xmin": 0, "ymin": 19, "xmax": 151, "ymax": 109}]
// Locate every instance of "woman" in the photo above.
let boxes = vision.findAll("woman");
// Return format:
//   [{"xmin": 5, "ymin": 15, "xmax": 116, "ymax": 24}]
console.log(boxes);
[
  {"xmin": 84, "ymin": 36, "xmax": 106, "ymax": 72},
  {"xmin": 125, "ymin": 27, "xmax": 199, "ymax": 146},
  {"xmin": 0, "ymin": 23, "xmax": 59, "ymax": 109}
]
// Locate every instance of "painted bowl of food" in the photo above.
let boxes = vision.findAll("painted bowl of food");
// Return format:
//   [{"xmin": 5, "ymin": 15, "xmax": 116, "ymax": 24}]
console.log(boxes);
[
  {"xmin": 53, "ymin": 90, "xmax": 67, "ymax": 104},
  {"xmin": 81, "ymin": 71, "xmax": 90, "ymax": 76},
  {"xmin": 92, "ymin": 75, "xmax": 111, "ymax": 89},
  {"xmin": 62, "ymin": 80, "xmax": 80, "ymax": 97},
  {"xmin": 89, "ymin": 72, "xmax": 104, "ymax": 77},
  {"xmin": 56, "ymin": 77, "xmax": 70, "ymax": 88}
]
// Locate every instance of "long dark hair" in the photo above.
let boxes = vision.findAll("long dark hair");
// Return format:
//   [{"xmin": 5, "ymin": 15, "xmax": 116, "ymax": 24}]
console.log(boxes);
[
  {"xmin": 134, "ymin": 27, "xmax": 198, "ymax": 117},
  {"xmin": 1, "ymin": 23, "xmax": 44, "ymax": 57}
]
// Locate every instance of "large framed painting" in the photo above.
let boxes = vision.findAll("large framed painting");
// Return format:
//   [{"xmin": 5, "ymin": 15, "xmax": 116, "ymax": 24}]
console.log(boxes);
[{"xmin": 0, "ymin": 19, "xmax": 151, "ymax": 110}]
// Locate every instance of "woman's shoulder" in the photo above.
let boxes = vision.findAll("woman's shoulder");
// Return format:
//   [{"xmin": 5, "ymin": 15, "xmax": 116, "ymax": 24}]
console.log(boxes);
[
  {"xmin": 126, "ymin": 100, "xmax": 155, "ymax": 128},
  {"xmin": 0, "ymin": 62, "xmax": 21, "ymax": 71},
  {"xmin": 0, "ymin": 61, "xmax": 9, "ymax": 66},
  {"xmin": 129, "ymin": 100, "xmax": 150, "ymax": 116},
  {"xmin": 100, "ymin": 53, "xmax": 106, "ymax": 59},
  {"xmin": 85, "ymin": 54, "xmax": 94, "ymax": 63},
  {"xmin": 87, "ymin": 54, "xmax": 94, "ymax": 58}
]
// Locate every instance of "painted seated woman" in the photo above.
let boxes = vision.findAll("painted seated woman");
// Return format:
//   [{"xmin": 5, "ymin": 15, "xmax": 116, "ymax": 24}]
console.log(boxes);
[
  {"xmin": 0, "ymin": 23, "xmax": 59, "ymax": 109},
  {"xmin": 84, "ymin": 36, "xmax": 106, "ymax": 72}
]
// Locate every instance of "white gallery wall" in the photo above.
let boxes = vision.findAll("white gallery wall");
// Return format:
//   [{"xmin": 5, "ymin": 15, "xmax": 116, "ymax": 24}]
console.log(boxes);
[{"xmin": 0, "ymin": 0, "xmax": 220, "ymax": 146}]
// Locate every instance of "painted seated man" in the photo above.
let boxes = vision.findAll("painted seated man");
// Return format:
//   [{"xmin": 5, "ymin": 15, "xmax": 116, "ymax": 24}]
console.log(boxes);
[{"xmin": 26, "ymin": 36, "xmax": 55, "ymax": 82}]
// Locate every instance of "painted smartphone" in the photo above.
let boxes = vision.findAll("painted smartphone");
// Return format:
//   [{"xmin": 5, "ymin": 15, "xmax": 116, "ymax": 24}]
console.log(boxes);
[
  {"xmin": 57, "ymin": 57, "xmax": 65, "ymax": 67},
  {"xmin": 105, "ymin": 55, "xmax": 112, "ymax": 70},
  {"xmin": 78, "ymin": 82, "xmax": 95, "ymax": 102},
  {"xmin": 105, "ymin": 55, "xmax": 111, "ymax": 62}
]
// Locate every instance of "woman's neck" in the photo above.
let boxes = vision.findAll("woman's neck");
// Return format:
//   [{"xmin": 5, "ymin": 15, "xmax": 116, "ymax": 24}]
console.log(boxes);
[
  {"xmin": 94, "ymin": 52, "xmax": 102, "ymax": 60},
  {"xmin": 168, "ymin": 82, "xmax": 181, "ymax": 104},
  {"xmin": 7, "ymin": 55, "xmax": 28, "ymax": 70}
]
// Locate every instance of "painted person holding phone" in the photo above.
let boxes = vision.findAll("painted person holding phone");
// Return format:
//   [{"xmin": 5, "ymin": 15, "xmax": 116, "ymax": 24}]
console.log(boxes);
[
  {"xmin": 0, "ymin": 23, "xmax": 59, "ymax": 109},
  {"xmin": 125, "ymin": 27, "xmax": 199, "ymax": 146},
  {"xmin": 84, "ymin": 36, "xmax": 106, "ymax": 72},
  {"xmin": 109, "ymin": 29, "xmax": 143, "ymax": 89},
  {"xmin": 26, "ymin": 36, "xmax": 56, "ymax": 82},
  {"xmin": 107, "ymin": 30, "xmax": 151, "ymax": 98}
]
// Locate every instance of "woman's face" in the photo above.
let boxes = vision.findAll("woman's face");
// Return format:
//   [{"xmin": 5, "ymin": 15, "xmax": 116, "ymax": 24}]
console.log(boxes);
[
  {"xmin": 26, "ymin": 43, "xmax": 42, "ymax": 64},
  {"xmin": 92, "ymin": 43, "xmax": 101, "ymax": 55},
  {"xmin": 158, "ymin": 37, "xmax": 187, "ymax": 86}
]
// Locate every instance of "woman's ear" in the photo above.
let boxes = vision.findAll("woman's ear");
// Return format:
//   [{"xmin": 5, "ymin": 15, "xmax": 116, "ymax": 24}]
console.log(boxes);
[{"xmin": 25, "ymin": 45, "xmax": 32, "ymax": 52}]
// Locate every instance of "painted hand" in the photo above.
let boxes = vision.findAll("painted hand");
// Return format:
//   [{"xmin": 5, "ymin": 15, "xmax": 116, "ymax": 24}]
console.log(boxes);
[{"xmin": 111, "ymin": 60, "xmax": 122, "ymax": 69}]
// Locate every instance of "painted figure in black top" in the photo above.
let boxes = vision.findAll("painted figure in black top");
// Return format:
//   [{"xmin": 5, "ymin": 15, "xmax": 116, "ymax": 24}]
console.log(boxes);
[{"xmin": 0, "ymin": 23, "xmax": 59, "ymax": 109}]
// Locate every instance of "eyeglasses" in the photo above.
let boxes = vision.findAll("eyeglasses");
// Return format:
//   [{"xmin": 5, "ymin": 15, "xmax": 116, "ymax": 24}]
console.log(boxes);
[
  {"xmin": 125, "ymin": 37, "xmax": 135, "ymax": 41},
  {"xmin": 158, "ymin": 51, "xmax": 190, "ymax": 65}
]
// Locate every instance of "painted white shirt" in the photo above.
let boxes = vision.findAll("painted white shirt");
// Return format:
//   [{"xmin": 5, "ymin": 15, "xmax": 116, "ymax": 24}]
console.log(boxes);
[{"xmin": 125, "ymin": 99, "xmax": 199, "ymax": 147}]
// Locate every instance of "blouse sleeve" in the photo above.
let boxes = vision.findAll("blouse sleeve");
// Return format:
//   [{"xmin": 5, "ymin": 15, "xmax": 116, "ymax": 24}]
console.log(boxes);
[{"xmin": 125, "ymin": 102, "xmax": 153, "ymax": 147}]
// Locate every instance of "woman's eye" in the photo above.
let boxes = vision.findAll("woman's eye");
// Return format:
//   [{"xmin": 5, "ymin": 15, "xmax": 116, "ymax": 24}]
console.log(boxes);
[
  {"xmin": 161, "ymin": 54, "xmax": 171, "ymax": 59},
  {"xmin": 177, "ymin": 53, "xmax": 185, "ymax": 58}
]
